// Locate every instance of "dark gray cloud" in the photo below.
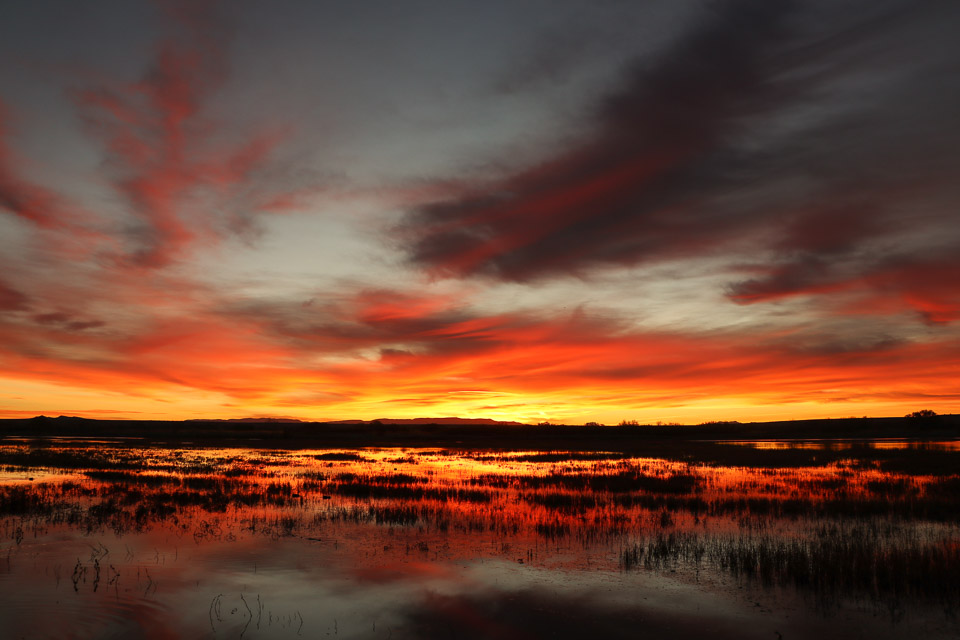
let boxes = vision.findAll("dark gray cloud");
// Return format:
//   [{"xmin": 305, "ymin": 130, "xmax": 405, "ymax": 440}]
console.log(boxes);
[
  {"xmin": 730, "ymin": 251, "xmax": 960, "ymax": 324},
  {"xmin": 404, "ymin": 0, "xmax": 797, "ymax": 279},
  {"xmin": 401, "ymin": 0, "xmax": 960, "ymax": 321},
  {"xmin": 0, "ymin": 279, "xmax": 29, "ymax": 311},
  {"xmin": 32, "ymin": 312, "xmax": 105, "ymax": 332}
]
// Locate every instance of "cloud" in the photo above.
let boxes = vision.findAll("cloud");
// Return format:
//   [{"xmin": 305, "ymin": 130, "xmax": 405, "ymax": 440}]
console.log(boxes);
[
  {"xmin": 730, "ymin": 252, "xmax": 960, "ymax": 324},
  {"xmin": 216, "ymin": 285, "xmax": 960, "ymax": 414},
  {"xmin": 2, "ymin": 277, "xmax": 958, "ymax": 419},
  {"xmin": 0, "ymin": 279, "xmax": 29, "ymax": 311},
  {"xmin": 32, "ymin": 312, "xmax": 106, "ymax": 332},
  {"xmin": 0, "ymin": 100, "xmax": 88, "ymax": 230},
  {"xmin": 70, "ymin": 0, "xmax": 307, "ymax": 267},
  {"xmin": 400, "ymin": 0, "xmax": 960, "ymax": 323},
  {"xmin": 2, "ymin": 0, "xmax": 958, "ymax": 421},
  {"xmin": 401, "ymin": 0, "xmax": 798, "ymax": 280}
]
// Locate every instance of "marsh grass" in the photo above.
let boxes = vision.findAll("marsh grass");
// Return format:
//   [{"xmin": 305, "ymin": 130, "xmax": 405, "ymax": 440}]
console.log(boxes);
[
  {"xmin": 471, "ymin": 451, "xmax": 630, "ymax": 463},
  {"xmin": 1, "ymin": 442, "xmax": 957, "ymax": 616},
  {"xmin": 620, "ymin": 524, "xmax": 960, "ymax": 613},
  {"xmin": 313, "ymin": 452, "xmax": 367, "ymax": 462}
]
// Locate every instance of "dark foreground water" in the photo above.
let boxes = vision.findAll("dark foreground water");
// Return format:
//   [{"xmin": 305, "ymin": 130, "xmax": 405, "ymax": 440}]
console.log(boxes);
[{"xmin": 0, "ymin": 443, "xmax": 958, "ymax": 639}]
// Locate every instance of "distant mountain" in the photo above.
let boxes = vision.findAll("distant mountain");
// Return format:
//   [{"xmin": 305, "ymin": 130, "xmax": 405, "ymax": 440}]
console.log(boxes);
[
  {"xmin": 33, "ymin": 415, "xmax": 527, "ymax": 426},
  {"xmin": 181, "ymin": 416, "xmax": 526, "ymax": 426},
  {"xmin": 185, "ymin": 417, "xmax": 304, "ymax": 423},
  {"xmin": 330, "ymin": 417, "xmax": 526, "ymax": 426}
]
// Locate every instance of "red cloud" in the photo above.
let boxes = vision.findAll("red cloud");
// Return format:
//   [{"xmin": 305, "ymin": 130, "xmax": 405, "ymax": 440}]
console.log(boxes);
[
  {"xmin": 730, "ymin": 255, "xmax": 960, "ymax": 325},
  {"xmin": 70, "ymin": 1, "xmax": 304, "ymax": 267},
  {"xmin": 0, "ymin": 279, "xmax": 29, "ymax": 311}
]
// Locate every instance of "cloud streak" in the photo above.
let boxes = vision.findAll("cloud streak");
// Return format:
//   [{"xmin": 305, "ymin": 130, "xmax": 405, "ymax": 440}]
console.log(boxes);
[
  {"xmin": 730, "ymin": 252, "xmax": 960, "ymax": 324},
  {"xmin": 0, "ymin": 100, "xmax": 94, "ymax": 231},
  {"xmin": 402, "ymin": 1, "xmax": 798, "ymax": 280},
  {"xmin": 401, "ymin": 0, "xmax": 960, "ymax": 326},
  {"xmin": 2, "ymin": 278, "xmax": 958, "ymax": 421},
  {"xmin": 70, "ymin": 0, "xmax": 306, "ymax": 267}
]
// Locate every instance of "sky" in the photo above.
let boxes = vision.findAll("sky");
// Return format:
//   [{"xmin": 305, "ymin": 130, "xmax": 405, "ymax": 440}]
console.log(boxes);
[{"xmin": 1, "ymin": 0, "xmax": 959, "ymax": 425}]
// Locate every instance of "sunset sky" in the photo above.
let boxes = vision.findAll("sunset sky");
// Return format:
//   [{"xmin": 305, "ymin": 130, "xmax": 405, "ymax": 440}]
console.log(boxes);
[{"xmin": 1, "ymin": 0, "xmax": 959, "ymax": 425}]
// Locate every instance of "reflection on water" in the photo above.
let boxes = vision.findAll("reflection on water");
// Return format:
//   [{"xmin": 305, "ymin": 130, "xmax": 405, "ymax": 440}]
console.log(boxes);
[
  {"xmin": 721, "ymin": 439, "xmax": 960, "ymax": 451},
  {"xmin": 0, "ymin": 443, "xmax": 957, "ymax": 639}
]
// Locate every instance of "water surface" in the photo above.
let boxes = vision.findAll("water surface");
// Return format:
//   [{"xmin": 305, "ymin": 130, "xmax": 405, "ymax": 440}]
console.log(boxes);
[{"xmin": 0, "ymin": 443, "xmax": 957, "ymax": 638}]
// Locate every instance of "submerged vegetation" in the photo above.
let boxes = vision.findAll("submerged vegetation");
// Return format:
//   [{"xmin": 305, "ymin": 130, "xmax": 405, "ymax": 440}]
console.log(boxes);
[{"xmin": 0, "ymin": 441, "xmax": 958, "ymax": 620}]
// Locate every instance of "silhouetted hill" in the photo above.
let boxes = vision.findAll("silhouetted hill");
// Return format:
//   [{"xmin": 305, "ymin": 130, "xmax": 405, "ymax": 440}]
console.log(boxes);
[
  {"xmin": 184, "ymin": 417, "xmax": 304, "ymax": 423},
  {"xmin": 0, "ymin": 414, "xmax": 956, "ymax": 451},
  {"xmin": 332, "ymin": 417, "xmax": 525, "ymax": 426}
]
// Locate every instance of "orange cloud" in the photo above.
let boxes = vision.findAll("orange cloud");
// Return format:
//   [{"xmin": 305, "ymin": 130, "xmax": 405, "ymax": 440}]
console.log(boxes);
[{"xmin": 6, "ymin": 284, "xmax": 956, "ymax": 422}]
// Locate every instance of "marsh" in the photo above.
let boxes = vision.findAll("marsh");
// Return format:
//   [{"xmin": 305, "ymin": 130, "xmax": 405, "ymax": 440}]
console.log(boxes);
[{"xmin": 0, "ymin": 441, "xmax": 957, "ymax": 639}]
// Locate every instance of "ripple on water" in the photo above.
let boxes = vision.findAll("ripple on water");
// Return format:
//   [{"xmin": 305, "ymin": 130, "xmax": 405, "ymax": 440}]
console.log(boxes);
[{"xmin": 0, "ymin": 586, "xmax": 174, "ymax": 639}]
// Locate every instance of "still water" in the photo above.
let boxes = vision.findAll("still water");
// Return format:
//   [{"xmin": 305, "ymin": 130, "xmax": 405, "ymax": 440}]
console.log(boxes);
[
  {"xmin": 719, "ymin": 439, "xmax": 960, "ymax": 451},
  {"xmin": 0, "ymin": 444, "xmax": 957, "ymax": 639}
]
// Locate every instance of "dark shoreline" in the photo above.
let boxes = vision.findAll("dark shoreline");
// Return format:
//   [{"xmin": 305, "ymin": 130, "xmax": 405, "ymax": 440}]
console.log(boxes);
[{"xmin": 1, "ymin": 414, "xmax": 957, "ymax": 452}]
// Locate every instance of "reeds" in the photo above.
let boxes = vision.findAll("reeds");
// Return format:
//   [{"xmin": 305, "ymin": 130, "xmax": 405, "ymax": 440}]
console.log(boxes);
[{"xmin": 1, "ymin": 442, "xmax": 957, "ymax": 614}]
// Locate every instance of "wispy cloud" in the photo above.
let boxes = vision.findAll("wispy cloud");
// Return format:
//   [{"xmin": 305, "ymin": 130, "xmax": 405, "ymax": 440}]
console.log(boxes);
[
  {"xmin": 402, "ymin": 1, "xmax": 798, "ymax": 280},
  {"xmin": 70, "ymin": 0, "xmax": 306, "ymax": 267},
  {"xmin": 400, "ymin": 0, "xmax": 960, "ymax": 327},
  {"xmin": 2, "ymin": 275, "xmax": 957, "ymax": 420},
  {"xmin": 730, "ymin": 253, "xmax": 960, "ymax": 324},
  {"xmin": 0, "ymin": 278, "xmax": 29, "ymax": 311},
  {"xmin": 0, "ymin": 100, "xmax": 95, "ymax": 231}
]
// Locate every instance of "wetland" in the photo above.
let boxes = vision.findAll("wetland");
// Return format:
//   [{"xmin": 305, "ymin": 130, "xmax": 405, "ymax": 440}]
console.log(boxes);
[{"xmin": 0, "ymin": 431, "xmax": 957, "ymax": 639}]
